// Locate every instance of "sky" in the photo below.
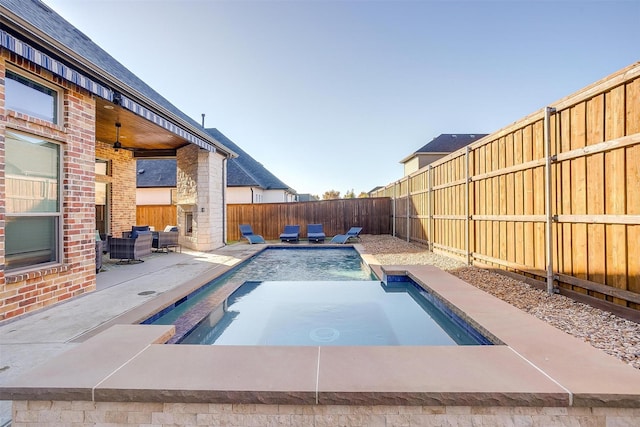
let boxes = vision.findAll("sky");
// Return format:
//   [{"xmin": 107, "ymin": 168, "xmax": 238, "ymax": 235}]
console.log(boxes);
[{"xmin": 42, "ymin": 0, "xmax": 639, "ymax": 197}]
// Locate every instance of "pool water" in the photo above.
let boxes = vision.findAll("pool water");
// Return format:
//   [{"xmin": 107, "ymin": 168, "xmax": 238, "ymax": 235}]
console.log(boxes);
[
  {"xmin": 180, "ymin": 280, "xmax": 484, "ymax": 346},
  {"xmin": 145, "ymin": 248, "xmax": 375, "ymax": 341},
  {"xmin": 145, "ymin": 247, "xmax": 491, "ymax": 346}
]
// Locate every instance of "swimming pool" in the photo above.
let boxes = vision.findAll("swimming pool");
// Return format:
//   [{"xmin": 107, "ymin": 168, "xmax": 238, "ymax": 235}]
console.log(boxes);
[
  {"xmin": 144, "ymin": 247, "xmax": 492, "ymax": 346},
  {"xmin": 180, "ymin": 279, "xmax": 489, "ymax": 345},
  {"xmin": 144, "ymin": 247, "xmax": 375, "ymax": 342}
]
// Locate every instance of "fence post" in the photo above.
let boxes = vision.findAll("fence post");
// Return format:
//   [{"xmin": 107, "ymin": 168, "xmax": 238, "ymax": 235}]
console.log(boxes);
[
  {"xmin": 392, "ymin": 183, "xmax": 396, "ymax": 237},
  {"xmin": 465, "ymin": 146, "xmax": 471, "ymax": 266},
  {"xmin": 427, "ymin": 165, "xmax": 433, "ymax": 252},
  {"xmin": 406, "ymin": 178, "xmax": 411, "ymax": 242},
  {"xmin": 544, "ymin": 106, "xmax": 557, "ymax": 294}
]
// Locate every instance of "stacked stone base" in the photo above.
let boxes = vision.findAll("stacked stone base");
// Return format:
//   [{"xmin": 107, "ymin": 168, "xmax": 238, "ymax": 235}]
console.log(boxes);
[{"xmin": 12, "ymin": 401, "xmax": 640, "ymax": 426}]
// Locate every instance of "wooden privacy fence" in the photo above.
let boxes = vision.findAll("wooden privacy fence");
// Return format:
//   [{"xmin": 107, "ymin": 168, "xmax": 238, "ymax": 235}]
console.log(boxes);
[
  {"xmin": 137, "ymin": 205, "xmax": 177, "ymax": 231},
  {"xmin": 372, "ymin": 62, "xmax": 640, "ymax": 316},
  {"xmin": 227, "ymin": 197, "xmax": 392, "ymax": 242}
]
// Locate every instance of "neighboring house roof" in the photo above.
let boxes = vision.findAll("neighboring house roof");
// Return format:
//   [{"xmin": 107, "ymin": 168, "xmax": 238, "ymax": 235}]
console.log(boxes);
[
  {"xmin": 137, "ymin": 159, "xmax": 176, "ymax": 188},
  {"xmin": 400, "ymin": 133, "xmax": 488, "ymax": 163},
  {"xmin": 0, "ymin": 0, "xmax": 235, "ymax": 156},
  {"xmin": 205, "ymin": 128, "xmax": 296, "ymax": 193},
  {"xmin": 297, "ymin": 194, "xmax": 319, "ymax": 202}
]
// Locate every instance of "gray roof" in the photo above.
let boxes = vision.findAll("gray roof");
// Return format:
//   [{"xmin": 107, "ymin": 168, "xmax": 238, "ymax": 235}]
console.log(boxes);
[
  {"xmin": 414, "ymin": 134, "xmax": 488, "ymax": 153},
  {"xmin": 205, "ymin": 128, "xmax": 295, "ymax": 192},
  {"xmin": 400, "ymin": 133, "xmax": 488, "ymax": 164},
  {"xmin": 0, "ymin": 0, "xmax": 233, "ymax": 155},
  {"xmin": 134, "ymin": 130, "xmax": 296, "ymax": 193},
  {"xmin": 137, "ymin": 159, "xmax": 176, "ymax": 188}
]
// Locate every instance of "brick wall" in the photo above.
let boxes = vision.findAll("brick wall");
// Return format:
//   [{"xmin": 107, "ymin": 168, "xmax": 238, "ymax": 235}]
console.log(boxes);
[
  {"xmin": 0, "ymin": 53, "xmax": 98, "ymax": 321},
  {"xmin": 94, "ymin": 142, "xmax": 136, "ymax": 237},
  {"xmin": 11, "ymin": 401, "xmax": 640, "ymax": 426}
]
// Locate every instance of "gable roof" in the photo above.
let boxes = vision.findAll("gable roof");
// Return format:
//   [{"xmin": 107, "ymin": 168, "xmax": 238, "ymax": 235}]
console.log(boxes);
[
  {"xmin": 400, "ymin": 133, "xmax": 488, "ymax": 163},
  {"xmin": 205, "ymin": 128, "xmax": 296, "ymax": 193},
  {"xmin": 136, "ymin": 159, "xmax": 176, "ymax": 188},
  {"xmin": 0, "ymin": 0, "xmax": 235, "ymax": 156}
]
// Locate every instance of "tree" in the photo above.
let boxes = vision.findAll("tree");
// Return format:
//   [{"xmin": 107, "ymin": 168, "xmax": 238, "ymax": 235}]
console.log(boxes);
[
  {"xmin": 357, "ymin": 192, "xmax": 369, "ymax": 198},
  {"xmin": 322, "ymin": 189, "xmax": 340, "ymax": 200},
  {"xmin": 344, "ymin": 189, "xmax": 356, "ymax": 199}
]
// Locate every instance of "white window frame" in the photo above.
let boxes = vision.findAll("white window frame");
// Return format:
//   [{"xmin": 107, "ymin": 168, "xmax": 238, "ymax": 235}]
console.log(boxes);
[{"xmin": 5, "ymin": 131, "xmax": 63, "ymax": 272}]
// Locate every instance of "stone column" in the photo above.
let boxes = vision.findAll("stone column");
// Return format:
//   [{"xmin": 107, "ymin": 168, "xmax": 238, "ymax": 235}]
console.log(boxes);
[{"xmin": 176, "ymin": 145, "xmax": 226, "ymax": 251}]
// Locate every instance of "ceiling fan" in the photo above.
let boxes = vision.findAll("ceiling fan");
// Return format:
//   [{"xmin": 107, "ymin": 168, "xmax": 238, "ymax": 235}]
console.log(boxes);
[{"xmin": 112, "ymin": 122, "xmax": 139, "ymax": 152}]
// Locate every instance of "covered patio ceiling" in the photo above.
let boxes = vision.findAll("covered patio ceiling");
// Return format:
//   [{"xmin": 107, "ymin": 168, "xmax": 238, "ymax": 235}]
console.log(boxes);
[{"xmin": 95, "ymin": 97, "xmax": 192, "ymax": 158}]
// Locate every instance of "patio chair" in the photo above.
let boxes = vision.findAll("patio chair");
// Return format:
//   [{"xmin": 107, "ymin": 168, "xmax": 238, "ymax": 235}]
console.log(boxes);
[
  {"xmin": 330, "ymin": 226, "xmax": 363, "ymax": 244},
  {"xmin": 307, "ymin": 223, "xmax": 326, "ymax": 243},
  {"xmin": 94, "ymin": 230, "xmax": 104, "ymax": 274},
  {"xmin": 109, "ymin": 228, "xmax": 153, "ymax": 263},
  {"xmin": 152, "ymin": 225, "xmax": 180, "ymax": 253},
  {"xmin": 239, "ymin": 224, "xmax": 266, "ymax": 244},
  {"xmin": 279, "ymin": 225, "xmax": 300, "ymax": 243}
]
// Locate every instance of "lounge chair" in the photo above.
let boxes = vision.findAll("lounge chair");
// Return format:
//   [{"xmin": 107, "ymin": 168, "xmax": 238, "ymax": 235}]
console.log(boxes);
[
  {"xmin": 279, "ymin": 225, "xmax": 300, "ymax": 243},
  {"xmin": 330, "ymin": 227, "xmax": 363, "ymax": 244},
  {"xmin": 239, "ymin": 224, "xmax": 266, "ymax": 244},
  {"xmin": 307, "ymin": 224, "xmax": 326, "ymax": 243}
]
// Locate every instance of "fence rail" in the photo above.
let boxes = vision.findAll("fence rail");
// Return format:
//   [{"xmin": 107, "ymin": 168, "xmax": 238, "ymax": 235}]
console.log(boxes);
[
  {"xmin": 372, "ymin": 62, "xmax": 640, "ymax": 315},
  {"xmin": 227, "ymin": 197, "xmax": 392, "ymax": 242}
]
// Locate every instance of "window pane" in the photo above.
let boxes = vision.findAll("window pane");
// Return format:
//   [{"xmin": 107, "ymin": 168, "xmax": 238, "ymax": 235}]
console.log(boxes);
[
  {"xmin": 96, "ymin": 181, "xmax": 107, "ymax": 205},
  {"xmin": 95, "ymin": 159, "xmax": 109, "ymax": 176},
  {"xmin": 5, "ymin": 70, "xmax": 57, "ymax": 123},
  {"xmin": 6, "ymin": 132, "xmax": 60, "ymax": 213},
  {"xmin": 6, "ymin": 216, "xmax": 58, "ymax": 270}
]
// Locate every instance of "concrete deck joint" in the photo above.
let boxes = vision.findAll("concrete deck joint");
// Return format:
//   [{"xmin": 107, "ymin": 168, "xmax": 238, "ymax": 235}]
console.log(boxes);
[
  {"xmin": 315, "ymin": 346, "xmax": 321, "ymax": 405},
  {"xmin": 507, "ymin": 345, "xmax": 574, "ymax": 406},
  {"xmin": 91, "ymin": 343, "xmax": 154, "ymax": 402}
]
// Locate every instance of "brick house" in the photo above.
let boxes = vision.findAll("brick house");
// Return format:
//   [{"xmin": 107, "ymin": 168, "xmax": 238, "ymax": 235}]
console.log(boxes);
[
  {"xmin": 136, "ymin": 128, "xmax": 297, "ymax": 210},
  {"xmin": 0, "ymin": 0, "xmax": 236, "ymax": 321}
]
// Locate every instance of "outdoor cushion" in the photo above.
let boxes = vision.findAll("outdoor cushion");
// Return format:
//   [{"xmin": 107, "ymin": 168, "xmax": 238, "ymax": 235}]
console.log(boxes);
[
  {"xmin": 239, "ymin": 224, "xmax": 266, "ymax": 244},
  {"xmin": 279, "ymin": 225, "xmax": 300, "ymax": 242},
  {"xmin": 307, "ymin": 224, "xmax": 326, "ymax": 243},
  {"xmin": 330, "ymin": 227, "xmax": 363, "ymax": 244},
  {"xmin": 130, "ymin": 225, "xmax": 151, "ymax": 239}
]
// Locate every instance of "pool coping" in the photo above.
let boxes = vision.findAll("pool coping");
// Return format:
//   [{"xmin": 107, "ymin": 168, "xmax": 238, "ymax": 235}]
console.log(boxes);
[{"xmin": 2, "ymin": 245, "xmax": 640, "ymax": 408}]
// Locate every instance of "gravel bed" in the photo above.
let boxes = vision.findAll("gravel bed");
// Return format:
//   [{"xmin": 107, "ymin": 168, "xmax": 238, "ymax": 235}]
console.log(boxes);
[{"xmin": 359, "ymin": 234, "xmax": 640, "ymax": 370}]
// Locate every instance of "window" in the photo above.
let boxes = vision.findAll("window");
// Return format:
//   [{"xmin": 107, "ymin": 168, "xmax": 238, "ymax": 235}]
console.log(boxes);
[
  {"xmin": 5, "ymin": 69, "xmax": 59, "ymax": 123},
  {"xmin": 5, "ymin": 132, "xmax": 61, "ymax": 270},
  {"xmin": 95, "ymin": 159, "xmax": 110, "ymax": 237},
  {"xmin": 185, "ymin": 212, "xmax": 193, "ymax": 236},
  {"xmin": 95, "ymin": 158, "xmax": 110, "ymax": 176}
]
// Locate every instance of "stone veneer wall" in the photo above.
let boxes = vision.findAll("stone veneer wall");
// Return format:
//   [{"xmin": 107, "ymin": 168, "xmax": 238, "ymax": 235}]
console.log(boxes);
[
  {"xmin": 0, "ymin": 53, "xmax": 97, "ymax": 321},
  {"xmin": 176, "ymin": 145, "xmax": 225, "ymax": 251},
  {"xmin": 10, "ymin": 401, "xmax": 640, "ymax": 426}
]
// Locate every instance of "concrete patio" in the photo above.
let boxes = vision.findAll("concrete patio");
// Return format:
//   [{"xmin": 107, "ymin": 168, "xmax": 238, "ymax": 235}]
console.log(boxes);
[{"xmin": 0, "ymin": 243, "xmax": 265, "ymax": 425}]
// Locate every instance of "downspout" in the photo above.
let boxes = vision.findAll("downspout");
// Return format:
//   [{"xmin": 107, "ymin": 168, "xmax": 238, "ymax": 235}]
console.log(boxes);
[
  {"xmin": 250, "ymin": 188, "xmax": 254, "ymax": 204},
  {"xmin": 544, "ymin": 106, "xmax": 556, "ymax": 294}
]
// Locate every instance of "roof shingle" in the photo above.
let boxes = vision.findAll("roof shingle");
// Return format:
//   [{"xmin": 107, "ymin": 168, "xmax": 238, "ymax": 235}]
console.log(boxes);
[{"xmin": 414, "ymin": 134, "xmax": 488, "ymax": 153}]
